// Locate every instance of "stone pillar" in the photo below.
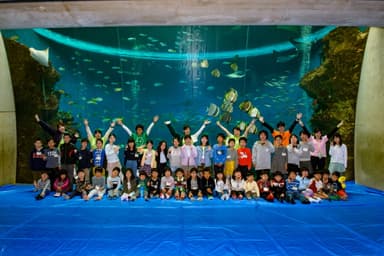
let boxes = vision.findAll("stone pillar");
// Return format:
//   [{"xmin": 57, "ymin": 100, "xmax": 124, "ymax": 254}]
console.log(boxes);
[
  {"xmin": 355, "ymin": 27, "xmax": 384, "ymax": 191},
  {"xmin": 0, "ymin": 33, "xmax": 17, "ymax": 185}
]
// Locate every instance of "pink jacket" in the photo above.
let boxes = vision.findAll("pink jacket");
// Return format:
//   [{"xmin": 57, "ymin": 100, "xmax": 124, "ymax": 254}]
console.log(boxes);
[
  {"xmin": 309, "ymin": 135, "xmax": 328, "ymax": 158},
  {"xmin": 180, "ymin": 145, "xmax": 198, "ymax": 167}
]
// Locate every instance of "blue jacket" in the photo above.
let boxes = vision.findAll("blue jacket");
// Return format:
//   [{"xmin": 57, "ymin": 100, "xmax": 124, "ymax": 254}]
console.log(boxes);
[{"xmin": 212, "ymin": 144, "xmax": 227, "ymax": 165}]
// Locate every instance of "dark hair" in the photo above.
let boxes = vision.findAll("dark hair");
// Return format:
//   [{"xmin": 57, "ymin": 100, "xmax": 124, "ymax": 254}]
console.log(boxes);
[
  {"xmin": 146, "ymin": 140, "xmax": 154, "ymax": 146},
  {"xmin": 290, "ymin": 134, "xmax": 298, "ymax": 143},
  {"xmin": 322, "ymin": 170, "xmax": 330, "ymax": 175},
  {"xmin": 183, "ymin": 124, "xmax": 191, "ymax": 131},
  {"xmin": 300, "ymin": 166, "xmax": 309, "ymax": 173},
  {"xmin": 135, "ymin": 124, "xmax": 144, "ymax": 131},
  {"xmin": 228, "ymin": 138, "xmax": 236, "ymax": 144},
  {"xmin": 81, "ymin": 138, "xmax": 89, "ymax": 143},
  {"xmin": 233, "ymin": 126, "xmax": 241, "ymax": 132},
  {"xmin": 313, "ymin": 128, "xmax": 322, "ymax": 133},
  {"xmin": 96, "ymin": 138, "xmax": 103, "ymax": 145},
  {"xmin": 332, "ymin": 171, "xmax": 341, "ymax": 178},
  {"xmin": 203, "ymin": 167, "xmax": 211, "ymax": 174},
  {"xmin": 274, "ymin": 171, "xmax": 283, "ymax": 177},
  {"xmin": 157, "ymin": 140, "xmax": 168, "ymax": 154},
  {"xmin": 200, "ymin": 134, "xmax": 210, "ymax": 146},
  {"xmin": 288, "ymin": 169, "xmax": 297, "ymax": 176},
  {"xmin": 127, "ymin": 138, "xmax": 136, "ymax": 151},
  {"xmin": 41, "ymin": 170, "xmax": 49, "ymax": 175},
  {"xmin": 216, "ymin": 171, "xmax": 225, "ymax": 179},
  {"xmin": 139, "ymin": 171, "xmax": 147, "ymax": 178},
  {"xmin": 216, "ymin": 133, "xmax": 226, "ymax": 140},
  {"xmin": 94, "ymin": 167, "xmax": 103, "ymax": 174},
  {"xmin": 333, "ymin": 133, "xmax": 343, "ymax": 145},
  {"xmin": 108, "ymin": 133, "xmax": 116, "ymax": 139},
  {"xmin": 164, "ymin": 166, "xmax": 172, "ymax": 175},
  {"xmin": 260, "ymin": 170, "xmax": 270, "ymax": 176},
  {"xmin": 151, "ymin": 168, "xmax": 159, "ymax": 174},
  {"xmin": 47, "ymin": 138, "xmax": 55, "ymax": 144},
  {"xmin": 190, "ymin": 167, "xmax": 198, "ymax": 174},
  {"xmin": 59, "ymin": 169, "xmax": 68, "ymax": 179},
  {"xmin": 112, "ymin": 166, "xmax": 121, "ymax": 173},
  {"xmin": 94, "ymin": 129, "xmax": 102, "ymax": 135},
  {"xmin": 77, "ymin": 169, "xmax": 85, "ymax": 174},
  {"xmin": 258, "ymin": 130, "xmax": 268, "ymax": 139},
  {"xmin": 274, "ymin": 135, "xmax": 283, "ymax": 140},
  {"xmin": 276, "ymin": 121, "xmax": 285, "ymax": 128},
  {"xmin": 184, "ymin": 135, "xmax": 192, "ymax": 140},
  {"xmin": 239, "ymin": 137, "xmax": 247, "ymax": 143},
  {"xmin": 63, "ymin": 132, "xmax": 71, "ymax": 137},
  {"xmin": 300, "ymin": 130, "xmax": 310, "ymax": 137},
  {"xmin": 124, "ymin": 168, "xmax": 135, "ymax": 181},
  {"xmin": 173, "ymin": 137, "xmax": 180, "ymax": 142},
  {"xmin": 56, "ymin": 121, "xmax": 65, "ymax": 129},
  {"xmin": 175, "ymin": 168, "xmax": 184, "ymax": 175}
]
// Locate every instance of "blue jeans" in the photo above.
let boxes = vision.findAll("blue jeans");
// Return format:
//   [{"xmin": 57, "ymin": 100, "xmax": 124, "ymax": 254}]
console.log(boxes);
[{"xmin": 125, "ymin": 160, "xmax": 138, "ymax": 175}]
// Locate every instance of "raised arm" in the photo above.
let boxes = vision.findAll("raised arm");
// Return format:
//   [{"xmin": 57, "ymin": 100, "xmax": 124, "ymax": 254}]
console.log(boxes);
[
  {"xmin": 191, "ymin": 120, "xmax": 211, "ymax": 142},
  {"xmin": 327, "ymin": 120, "xmax": 344, "ymax": 138},
  {"xmin": 103, "ymin": 121, "xmax": 115, "ymax": 141},
  {"xmin": 35, "ymin": 114, "xmax": 56, "ymax": 136},
  {"xmin": 146, "ymin": 115, "xmax": 159, "ymax": 136},
  {"xmin": 258, "ymin": 116, "xmax": 274, "ymax": 133},
  {"xmin": 298, "ymin": 119, "xmax": 311, "ymax": 135},
  {"xmin": 288, "ymin": 113, "xmax": 302, "ymax": 133},
  {"xmin": 243, "ymin": 119, "xmax": 256, "ymax": 137},
  {"xmin": 117, "ymin": 119, "xmax": 132, "ymax": 137},
  {"xmin": 216, "ymin": 120, "xmax": 232, "ymax": 137},
  {"xmin": 83, "ymin": 119, "xmax": 94, "ymax": 141}
]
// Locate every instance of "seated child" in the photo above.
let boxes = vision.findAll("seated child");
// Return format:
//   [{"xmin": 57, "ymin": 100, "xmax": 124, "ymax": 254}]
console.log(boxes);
[
  {"xmin": 231, "ymin": 169, "xmax": 245, "ymax": 200},
  {"xmin": 257, "ymin": 170, "xmax": 274, "ymax": 202},
  {"xmin": 297, "ymin": 167, "xmax": 311, "ymax": 192},
  {"xmin": 187, "ymin": 168, "xmax": 203, "ymax": 200},
  {"xmin": 161, "ymin": 167, "xmax": 175, "ymax": 199},
  {"xmin": 308, "ymin": 170, "xmax": 329, "ymax": 199},
  {"xmin": 107, "ymin": 167, "xmax": 122, "ymax": 199},
  {"xmin": 329, "ymin": 171, "xmax": 348, "ymax": 200},
  {"xmin": 271, "ymin": 171, "xmax": 286, "ymax": 203},
  {"xmin": 136, "ymin": 171, "xmax": 149, "ymax": 200},
  {"xmin": 121, "ymin": 168, "xmax": 137, "ymax": 201},
  {"xmin": 321, "ymin": 170, "xmax": 332, "ymax": 195},
  {"xmin": 53, "ymin": 170, "xmax": 70, "ymax": 197},
  {"xmin": 34, "ymin": 171, "xmax": 51, "ymax": 200},
  {"xmin": 285, "ymin": 170, "xmax": 309, "ymax": 204},
  {"xmin": 174, "ymin": 168, "xmax": 187, "ymax": 200},
  {"xmin": 201, "ymin": 167, "xmax": 215, "ymax": 199},
  {"xmin": 244, "ymin": 172, "xmax": 259, "ymax": 200},
  {"xmin": 147, "ymin": 168, "xmax": 161, "ymax": 199},
  {"xmin": 87, "ymin": 167, "xmax": 106, "ymax": 201},
  {"xmin": 215, "ymin": 172, "xmax": 230, "ymax": 200},
  {"xmin": 64, "ymin": 169, "xmax": 92, "ymax": 200}
]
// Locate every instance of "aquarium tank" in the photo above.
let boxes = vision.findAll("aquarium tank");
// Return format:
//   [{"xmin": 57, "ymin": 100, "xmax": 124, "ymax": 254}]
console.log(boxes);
[{"xmin": 2, "ymin": 25, "xmax": 365, "ymax": 181}]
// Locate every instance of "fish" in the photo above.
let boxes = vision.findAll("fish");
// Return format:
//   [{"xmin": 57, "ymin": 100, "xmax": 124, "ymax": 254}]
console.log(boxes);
[
  {"xmin": 122, "ymin": 97, "xmax": 131, "ymax": 101},
  {"xmin": 248, "ymin": 123, "xmax": 258, "ymax": 134},
  {"xmin": 121, "ymin": 58, "xmax": 128, "ymax": 62},
  {"xmin": 96, "ymin": 71, "xmax": 104, "ymax": 74},
  {"xmin": 238, "ymin": 121, "xmax": 247, "ymax": 131},
  {"xmin": 224, "ymin": 88, "xmax": 238, "ymax": 103},
  {"xmin": 211, "ymin": 68, "xmax": 221, "ymax": 78},
  {"xmin": 264, "ymin": 104, "xmax": 272, "ymax": 108},
  {"xmin": 114, "ymin": 88, "xmax": 123, "ymax": 92},
  {"xmin": 87, "ymin": 100, "xmax": 97, "ymax": 105},
  {"xmin": 104, "ymin": 60, "xmax": 110, "ymax": 63},
  {"xmin": 248, "ymin": 107, "xmax": 260, "ymax": 118},
  {"xmin": 127, "ymin": 37, "xmax": 136, "ymax": 41},
  {"xmin": 153, "ymin": 82, "xmax": 163, "ymax": 87},
  {"xmin": 206, "ymin": 86, "xmax": 215, "ymax": 91},
  {"xmin": 206, "ymin": 103, "xmax": 220, "ymax": 117},
  {"xmin": 8, "ymin": 35, "xmax": 19, "ymax": 41},
  {"xmin": 230, "ymin": 62, "xmax": 238, "ymax": 72},
  {"xmin": 57, "ymin": 89, "xmax": 66, "ymax": 95},
  {"xmin": 273, "ymin": 50, "xmax": 299, "ymax": 63},
  {"xmin": 225, "ymin": 71, "xmax": 246, "ymax": 79},
  {"xmin": 93, "ymin": 97, "xmax": 103, "ymax": 102},
  {"xmin": 159, "ymin": 42, "xmax": 167, "ymax": 47},
  {"xmin": 239, "ymin": 100, "xmax": 253, "ymax": 113},
  {"xmin": 179, "ymin": 80, "xmax": 187, "ymax": 84},
  {"xmin": 82, "ymin": 58, "xmax": 92, "ymax": 63},
  {"xmin": 191, "ymin": 62, "xmax": 199, "ymax": 68},
  {"xmin": 81, "ymin": 97, "xmax": 87, "ymax": 101},
  {"xmin": 29, "ymin": 47, "xmax": 49, "ymax": 67},
  {"xmin": 102, "ymin": 118, "xmax": 111, "ymax": 123},
  {"xmin": 164, "ymin": 64, "xmax": 172, "ymax": 69},
  {"xmin": 167, "ymin": 49, "xmax": 176, "ymax": 53},
  {"xmin": 103, "ymin": 76, "xmax": 110, "ymax": 80},
  {"xmin": 139, "ymin": 33, "xmax": 147, "ymax": 37},
  {"xmin": 112, "ymin": 66, "xmax": 120, "ymax": 70},
  {"xmin": 67, "ymin": 101, "xmax": 75, "ymax": 105},
  {"xmin": 58, "ymin": 67, "xmax": 65, "ymax": 71},
  {"xmin": 220, "ymin": 111, "xmax": 232, "ymax": 123},
  {"xmin": 200, "ymin": 59, "xmax": 209, "ymax": 68},
  {"xmin": 221, "ymin": 101, "xmax": 233, "ymax": 113}
]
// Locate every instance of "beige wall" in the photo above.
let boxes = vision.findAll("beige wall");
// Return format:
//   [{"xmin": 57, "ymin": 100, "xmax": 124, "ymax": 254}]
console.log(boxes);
[
  {"xmin": 355, "ymin": 27, "xmax": 384, "ymax": 191},
  {"xmin": 0, "ymin": 33, "xmax": 17, "ymax": 185}
]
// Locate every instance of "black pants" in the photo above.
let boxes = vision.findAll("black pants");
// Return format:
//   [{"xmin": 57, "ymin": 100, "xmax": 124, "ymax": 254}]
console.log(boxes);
[
  {"xmin": 238, "ymin": 165, "xmax": 249, "ymax": 179},
  {"xmin": 311, "ymin": 156, "xmax": 326, "ymax": 171}
]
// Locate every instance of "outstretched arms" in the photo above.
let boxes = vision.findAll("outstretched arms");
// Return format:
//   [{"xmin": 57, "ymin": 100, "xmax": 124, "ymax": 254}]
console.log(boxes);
[
  {"xmin": 243, "ymin": 119, "xmax": 256, "ymax": 137},
  {"xmin": 146, "ymin": 115, "xmax": 159, "ymax": 136},
  {"xmin": 258, "ymin": 116, "xmax": 274, "ymax": 133},
  {"xmin": 216, "ymin": 120, "xmax": 232, "ymax": 137},
  {"xmin": 35, "ymin": 114, "xmax": 56, "ymax": 136},
  {"xmin": 288, "ymin": 113, "xmax": 302, "ymax": 133},
  {"xmin": 117, "ymin": 119, "xmax": 132, "ymax": 137}
]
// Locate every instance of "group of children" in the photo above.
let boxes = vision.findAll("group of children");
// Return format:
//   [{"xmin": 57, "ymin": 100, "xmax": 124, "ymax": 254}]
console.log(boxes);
[{"xmin": 31, "ymin": 112, "xmax": 348, "ymax": 203}]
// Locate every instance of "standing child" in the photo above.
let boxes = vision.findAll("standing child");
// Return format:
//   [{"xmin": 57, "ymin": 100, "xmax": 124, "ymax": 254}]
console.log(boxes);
[
  {"xmin": 121, "ymin": 168, "xmax": 137, "ymax": 201},
  {"xmin": 107, "ymin": 167, "xmax": 122, "ymax": 199},
  {"xmin": 43, "ymin": 138, "xmax": 60, "ymax": 186},
  {"xmin": 83, "ymin": 119, "xmax": 115, "ymax": 149},
  {"xmin": 140, "ymin": 140, "xmax": 157, "ymax": 177},
  {"xmin": 329, "ymin": 133, "xmax": 348, "ymax": 175},
  {"xmin": 87, "ymin": 167, "xmax": 106, "ymax": 201},
  {"xmin": 201, "ymin": 167, "xmax": 215, "ymax": 200},
  {"xmin": 53, "ymin": 170, "xmax": 70, "ymax": 197},
  {"xmin": 212, "ymin": 133, "xmax": 227, "ymax": 176},
  {"xmin": 187, "ymin": 168, "xmax": 203, "ymax": 200},
  {"xmin": 147, "ymin": 169, "xmax": 161, "ymax": 199},
  {"xmin": 167, "ymin": 137, "xmax": 182, "ymax": 173},
  {"xmin": 180, "ymin": 135, "xmax": 198, "ymax": 179},
  {"xmin": 34, "ymin": 171, "xmax": 51, "ymax": 200},
  {"xmin": 60, "ymin": 133, "xmax": 78, "ymax": 187},
  {"xmin": 287, "ymin": 134, "xmax": 302, "ymax": 174},
  {"xmin": 136, "ymin": 171, "xmax": 149, "ymax": 200},
  {"xmin": 244, "ymin": 172, "xmax": 259, "ymax": 200},
  {"xmin": 215, "ymin": 172, "xmax": 229, "ymax": 200},
  {"xmin": 30, "ymin": 138, "xmax": 46, "ymax": 184},
  {"xmin": 252, "ymin": 130, "xmax": 275, "ymax": 179},
  {"xmin": 224, "ymin": 138, "xmax": 238, "ymax": 178},
  {"xmin": 77, "ymin": 138, "xmax": 92, "ymax": 182},
  {"xmin": 271, "ymin": 135, "xmax": 288, "ymax": 177},
  {"xmin": 216, "ymin": 119, "xmax": 255, "ymax": 149},
  {"xmin": 231, "ymin": 169, "xmax": 245, "ymax": 200},
  {"xmin": 155, "ymin": 140, "xmax": 168, "ymax": 176},
  {"xmin": 64, "ymin": 169, "xmax": 91, "ymax": 200},
  {"xmin": 195, "ymin": 135, "xmax": 212, "ymax": 174},
  {"xmin": 160, "ymin": 167, "xmax": 175, "ymax": 199},
  {"xmin": 174, "ymin": 168, "xmax": 187, "ymax": 200},
  {"xmin": 271, "ymin": 171, "xmax": 286, "ymax": 203},
  {"xmin": 124, "ymin": 138, "xmax": 139, "ymax": 175},
  {"xmin": 299, "ymin": 129, "xmax": 315, "ymax": 174},
  {"xmin": 257, "ymin": 170, "xmax": 274, "ymax": 202},
  {"xmin": 105, "ymin": 134, "xmax": 121, "ymax": 178},
  {"xmin": 237, "ymin": 137, "xmax": 252, "ymax": 179}
]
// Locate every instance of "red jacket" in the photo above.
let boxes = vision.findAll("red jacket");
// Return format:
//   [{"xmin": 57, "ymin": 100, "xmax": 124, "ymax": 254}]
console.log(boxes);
[{"xmin": 237, "ymin": 147, "xmax": 252, "ymax": 170}]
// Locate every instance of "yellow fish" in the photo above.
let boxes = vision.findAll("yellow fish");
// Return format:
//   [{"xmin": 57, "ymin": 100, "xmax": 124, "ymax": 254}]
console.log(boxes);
[
  {"xmin": 200, "ymin": 59, "xmax": 209, "ymax": 68},
  {"xmin": 114, "ymin": 88, "xmax": 123, "ymax": 92},
  {"xmin": 230, "ymin": 62, "xmax": 238, "ymax": 72},
  {"xmin": 211, "ymin": 68, "xmax": 221, "ymax": 78}
]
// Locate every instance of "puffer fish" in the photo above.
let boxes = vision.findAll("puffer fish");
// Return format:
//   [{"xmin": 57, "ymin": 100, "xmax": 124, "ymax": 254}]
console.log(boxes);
[
  {"xmin": 211, "ymin": 68, "xmax": 221, "ymax": 78},
  {"xmin": 221, "ymin": 101, "xmax": 233, "ymax": 113},
  {"xmin": 239, "ymin": 100, "xmax": 253, "ymax": 112},
  {"xmin": 248, "ymin": 107, "xmax": 260, "ymax": 118},
  {"xmin": 224, "ymin": 88, "xmax": 238, "ymax": 103},
  {"xmin": 200, "ymin": 59, "xmax": 209, "ymax": 68},
  {"xmin": 230, "ymin": 62, "xmax": 238, "ymax": 72},
  {"xmin": 206, "ymin": 103, "xmax": 220, "ymax": 117}
]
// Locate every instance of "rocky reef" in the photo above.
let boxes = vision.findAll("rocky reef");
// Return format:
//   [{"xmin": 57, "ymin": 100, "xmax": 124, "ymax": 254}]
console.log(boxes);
[{"xmin": 300, "ymin": 27, "xmax": 368, "ymax": 180}]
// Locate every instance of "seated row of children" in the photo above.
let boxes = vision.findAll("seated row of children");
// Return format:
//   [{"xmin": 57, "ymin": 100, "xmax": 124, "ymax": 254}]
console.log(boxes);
[{"xmin": 33, "ymin": 164, "xmax": 348, "ymax": 203}]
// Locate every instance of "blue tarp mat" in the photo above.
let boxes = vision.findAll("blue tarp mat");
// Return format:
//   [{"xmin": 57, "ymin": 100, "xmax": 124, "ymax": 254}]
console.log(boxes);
[{"xmin": 0, "ymin": 182, "xmax": 383, "ymax": 256}]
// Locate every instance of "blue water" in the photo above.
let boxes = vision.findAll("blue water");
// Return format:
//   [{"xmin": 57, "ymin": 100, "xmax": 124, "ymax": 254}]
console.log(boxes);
[{"xmin": 2, "ymin": 26, "xmax": 330, "ymax": 151}]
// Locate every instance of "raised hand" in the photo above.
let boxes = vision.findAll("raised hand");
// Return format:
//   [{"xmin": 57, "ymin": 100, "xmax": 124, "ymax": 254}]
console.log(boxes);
[
  {"xmin": 337, "ymin": 120, "xmax": 344, "ymax": 128},
  {"xmin": 204, "ymin": 120, "xmax": 211, "ymax": 125},
  {"xmin": 116, "ymin": 119, "xmax": 123, "ymax": 125},
  {"xmin": 296, "ymin": 112, "xmax": 303, "ymax": 120},
  {"xmin": 34, "ymin": 114, "xmax": 40, "ymax": 122},
  {"xmin": 153, "ymin": 115, "xmax": 159, "ymax": 123},
  {"xmin": 110, "ymin": 121, "xmax": 116, "ymax": 128},
  {"xmin": 258, "ymin": 116, "xmax": 264, "ymax": 123},
  {"xmin": 83, "ymin": 119, "xmax": 89, "ymax": 126},
  {"xmin": 216, "ymin": 120, "xmax": 221, "ymax": 125}
]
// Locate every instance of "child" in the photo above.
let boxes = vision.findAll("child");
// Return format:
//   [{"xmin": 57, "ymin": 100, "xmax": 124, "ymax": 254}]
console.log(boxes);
[
  {"xmin": 64, "ymin": 169, "xmax": 91, "ymax": 200},
  {"xmin": 147, "ymin": 168, "xmax": 161, "ymax": 199},
  {"xmin": 121, "ymin": 168, "xmax": 137, "ymax": 201},
  {"xmin": 155, "ymin": 140, "xmax": 168, "ymax": 176},
  {"xmin": 180, "ymin": 135, "xmax": 198, "ymax": 179},
  {"xmin": 285, "ymin": 170, "xmax": 309, "ymax": 204},
  {"xmin": 201, "ymin": 167, "xmax": 215, "ymax": 199},
  {"xmin": 107, "ymin": 167, "xmax": 122, "ymax": 199},
  {"xmin": 299, "ymin": 130, "xmax": 315, "ymax": 175},
  {"xmin": 271, "ymin": 135, "xmax": 288, "ymax": 177},
  {"xmin": 167, "ymin": 137, "xmax": 182, "ymax": 173},
  {"xmin": 53, "ymin": 170, "xmax": 70, "ymax": 197},
  {"xmin": 271, "ymin": 171, "xmax": 286, "ymax": 203},
  {"xmin": 287, "ymin": 134, "xmax": 302, "ymax": 174},
  {"xmin": 164, "ymin": 119, "xmax": 210, "ymax": 145},
  {"xmin": 77, "ymin": 138, "xmax": 92, "ymax": 182},
  {"xmin": 224, "ymin": 138, "xmax": 238, "ymax": 178},
  {"xmin": 244, "ymin": 172, "xmax": 259, "ymax": 200},
  {"xmin": 330, "ymin": 171, "xmax": 348, "ymax": 200},
  {"xmin": 187, "ymin": 168, "xmax": 203, "ymax": 200},
  {"xmin": 93, "ymin": 139, "xmax": 106, "ymax": 175},
  {"xmin": 237, "ymin": 137, "xmax": 252, "ymax": 179},
  {"xmin": 215, "ymin": 172, "xmax": 229, "ymax": 200},
  {"xmin": 174, "ymin": 168, "xmax": 187, "ymax": 200},
  {"xmin": 231, "ymin": 169, "xmax": 245, "ymax": 200},
  {"xmin": 34, "ymin": 171, "xmax": 51, "ymax": 200},
  {"xmin": 329, "ymin": 133, "xmax": 348, "ymax": 175},
  {"xmin": 30, "ymin": 138, "xmax": 46, "ymax": 184},
  {"xmin": 124, "ymin": 138, "xmax": 139, "ymax": 175},
  {"xmin": 321, "ymin": 170, "xmax": 332, "ymax": 195},
  {"xmin": 87, "ymin": 167, "xmax": 106, "ymax": 201},
  {"xmin": 297, "ymin": 168, "xmax": 321, "ymax": 203},
  {"xmin": 60, "ymin": 133, "xmax": 78, "ymax": 186},
  {"xmin": 252, "ymin": 130, "xmax": 275, "ymax": 179},
  {"xmin": 308, "ymin": 170, "xmax": 329, "ymax": 199},
  {"xmin": 83, "ymin": 118, "xmax": 115, "ymax": 149},
  {"xmin": 160, "ymin": 167, "xmax": 175, "ymax": 199},
  {"xmin": 43, "ymin": 138, "xmax": 60, "ymax": 186},
  {"xmin": 257, "ymin": 170, "xmax": 274, "ymax": 202},
  {"xmin": 216, "ymin": 119, "xmax": 255, "ymax": 149},
  {"xmin": 212, "ymin": 133, "xmax": 227, "ymax": 175},
  {"xmin": 140, "ymin": 140, "xmax": 157, "ymax": 177},
  {"xmin": 195, "ymin": 135, "xmax": 212, "ymax": 172},
  {"xmin": 105, "ymin": 134, "xmax": 121, "ymax": 178},
  {"xmin": 136, "ymin": 171, "xmax": 149, "ymax": 200}
]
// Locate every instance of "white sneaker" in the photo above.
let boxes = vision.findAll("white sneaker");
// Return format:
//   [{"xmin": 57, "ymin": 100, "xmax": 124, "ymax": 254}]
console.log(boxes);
[
  {"xmin": 54, "ymin": 192, "xmax": 61, "ymax": 197},
  {"xmin": 164, "ymin": 120, "xmax": 171, "ymax": 125}
]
